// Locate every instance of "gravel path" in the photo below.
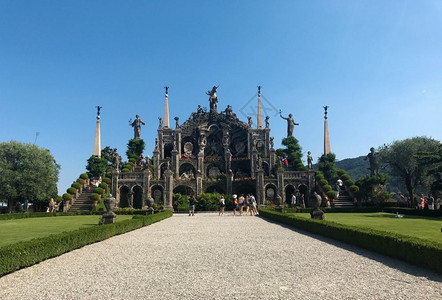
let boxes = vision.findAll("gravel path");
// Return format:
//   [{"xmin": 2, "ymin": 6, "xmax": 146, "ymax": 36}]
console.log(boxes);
[{"xmin": 1, "ymin": 212, "xmax": 441, "ymax": 299}]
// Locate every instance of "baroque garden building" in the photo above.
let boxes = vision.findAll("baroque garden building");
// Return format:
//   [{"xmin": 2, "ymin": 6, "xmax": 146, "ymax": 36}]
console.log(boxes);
[{"xmin": 111, "ymin": 87, "xmax": 315, "ymax": 210}]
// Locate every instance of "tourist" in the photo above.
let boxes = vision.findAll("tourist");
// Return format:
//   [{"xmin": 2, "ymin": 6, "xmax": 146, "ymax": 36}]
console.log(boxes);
[
  {"xmin": 325, "ymin": 196, "xmax": 331, "ymax": 208},
  {"xmin": 428, "ymin": 193, "xmax": 435, "ymax": 210},
  {"xmin": 238, "ymin": 194, "xmax": 245, "ymax": 215},
  {"xmin": 249, "ymin": 194, "xmax": 258, "ymax": 215},
  {"xmin": 219, "ymin": 195, "xmax": 225, "ymax": 216},
  {"xmin": 420, "ymin": 194, "xmax": 425, "ymax": 209},
  {"xmin": 188, "ymin": 194, "xmax": 195, "ymax": 216},
  {"xmin": 245, "ymin": 194, "xmax": 250, "ymax": 215},
  {"xmin": 48, "ymin": 198, "xmax": 55, "ymax": 212},
  {"xmin": 23, "ymin": 199, "xmax": 29, "ymax": 212},
  {"xmin": 290, "ymin": 193, "xmax": 296, "ymax": 208},
  {"xmin": 299, "ymin": 193, "xmax": 305, "ymax": 208},
  {"xmin": 232, "ymin": 194, "xmax": 238, "ymax": 216}
]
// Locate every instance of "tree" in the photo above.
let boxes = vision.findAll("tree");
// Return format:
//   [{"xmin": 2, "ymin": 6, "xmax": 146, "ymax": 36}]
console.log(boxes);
[
  {"xmin": 86, "ymin": 155, "xmax": 108, "ymax": 178},
  {"xmin": 100, "ymin": 146, "xmax": 120, "ymax": 172},
  {"xmin": 126, "ymin": 139, "xmax": 145, "ymax": 160},
  {"xmin": 379, "ymin": 136, "xmax": 441, "ymax": 206},
  {"xmin": 275, "ymin": 136, "xmax": 306, "ymax": 171},
  {"xmin": 417, "ymin": 144, "xmax": 442, "ymax": 196},
  {"xmin": 317, "ymin": 153, "xmax": 337, "ymax": 182},
  {"xmin": 0, "ymin": 141, "xmax": 59, "ymax": 212}
]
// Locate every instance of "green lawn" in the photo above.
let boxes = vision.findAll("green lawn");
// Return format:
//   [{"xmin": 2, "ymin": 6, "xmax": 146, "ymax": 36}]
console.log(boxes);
[
  {"xmin": 290, "ymin": 212, "xmax": 442, "ymax": 244},
  {"xmin": 0, "ymin": 215, "xmax": 133, "ymax": 247}
]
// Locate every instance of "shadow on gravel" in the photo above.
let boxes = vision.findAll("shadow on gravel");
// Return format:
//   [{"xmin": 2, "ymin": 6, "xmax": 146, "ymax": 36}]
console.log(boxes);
[{"xmin": 258, "ymin": 216, "xmax": 442, "ymax": 282}]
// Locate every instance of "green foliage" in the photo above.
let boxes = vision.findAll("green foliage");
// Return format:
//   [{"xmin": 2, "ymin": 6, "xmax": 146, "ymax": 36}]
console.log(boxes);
[
  {"xmin": 129, "ymin": 158, "xmax": 137, "ymax": 164},
  {"xmin": 355, "ymin": 174, "xmax": 388, "ymax": 203},
  {"xmin": 86, "ymin": 155, "xmax": 108, "ymax": 178},
  {"xmin": 80, "ymin": 173, "xmax": 89, "ymax": 179},
  {"xmin": 102, "ymin": 177, "xmax": 111, "ymax": 185},
  {"xmin": 89, "ymin": 193, "xmax": 100, "ymax": 201},
  {"xmin": 318, "ymin": 153, "xmax": 337, "ymax": 182},
  {"xmin": 94, "ymin": 187, "xmax": 104, "ymax": 195},
  {"xmin": 76, "ymin": 178, "xmax": 84, "ymax": 184},
  {"xmin": 62, "ymin": 193, "xmax": 72, "ymax": 201},
  {"xmin": 71, "ymin": 182, "xmax": 81, "ymax": 190},
  {"xmin": 126, "ymin": 139, "xmax": 145, "ymax": 160},
  {"xmin": 340, "ymin": 174, "xmax": 351, "ymax": 182},
  {"xmin": 122, "ymin": 168, "xmax": 130, "ymax": 173},
  {"xmin": 322, "ymin": 184, "xmax": 333, "ymax": 192},
  {"xmin": 372, "ymin": 190, "xmax": 391, "ymax": 205},
  {"xmin": 275, "ymin": 136, "xmax": 306, "ymax": 171},
  {"xmin": 315, "ymin": 172, "xmax": 325, "ymax": 180},
  {"xmin": 319, "ymin": 179, "xmax": 328, "ymax": 186},
  {"xmin": 379, "ymin": 136, "xmax": 441, "ymax": 204},
  {"xmin": 195, "ymin": 193, "xmax": 224, "ymax": 211},
  {"xmin": 98, "ymin": 182, "xmax": 108, "ymax": 191},
  {"xmin": 0, "ymin": 141, "xmax": 59, "ymax": 211},
  {"xmin": 350, "ymin": 185, "xmax": 359, "ymax": 194},
  {"xmin": 344, "ymin": 179, "xmax": 354, "ymax": 186},
  {"xmin": 0, "ymin": 211, "xmax": 172, "ymax": 276},
  {"xmin": 326, "ymin": 190, "xmax": 337, "ymax": 200},
  {"xmin": 66, "ymin": 187, "xmax": 77, "ymax": 195},
  {"xmin": 259, "ymin": 209, "xmax": 442, "ymax": 273}
]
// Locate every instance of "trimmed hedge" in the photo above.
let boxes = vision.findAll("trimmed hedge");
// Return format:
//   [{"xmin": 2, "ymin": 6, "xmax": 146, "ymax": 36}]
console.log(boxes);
[
  {"xmin": 259, "ymin": 209, "xmax": 442, "ymax": 273},
  {"xmin": 0, "ymin": 211, "xmax": 172, "ymax": 276}
]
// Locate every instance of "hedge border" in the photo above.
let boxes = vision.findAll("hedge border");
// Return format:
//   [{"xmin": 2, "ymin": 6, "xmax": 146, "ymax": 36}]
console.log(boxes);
[
  {"xmin": 259, "ymin": 209, "xmax": 442, "ymax": 273},
  {"xmin": 282, "ymin": 207, "xmax": 442, "ymax": 217},
  {"xmin": 0, "ymin": 211, "xmax": 172, "ymax": 277}
]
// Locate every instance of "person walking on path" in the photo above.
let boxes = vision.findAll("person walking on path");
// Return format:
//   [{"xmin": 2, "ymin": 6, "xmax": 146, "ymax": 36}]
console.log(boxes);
[
  {"xmin": 299, "ymin": 194, "xmax": 305, "ymax": 208},
  {"xmin": 219, "ymin": 195, "xmax": 225, "ymax": 216},
  {"xmin": 290, "ymin": 193, "xmax": 296, "ymax": 208},
  {"xmin": 245, "ymin": 194, "xmax": 250, "ymax": 215},
  {"xmin": 420, "ymin": 194, "xmax": 425, "ymax": 209},
  {"xmin": 188, "ymin": 194, "xmax": 195, "ymax": 216},
  {"xmin": 232, "ymin": 194, "xmax": 238, "ymax": 216},
  {"xmin": 249, "ymin": 194, "xmax": 258, "ymax": 215},
  {"xmin": 238, "ymin": 194, "xmax": 245, "ymax": 215}
]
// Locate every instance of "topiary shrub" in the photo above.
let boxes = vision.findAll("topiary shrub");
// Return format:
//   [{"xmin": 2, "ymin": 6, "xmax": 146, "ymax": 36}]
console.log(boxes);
[
  {"xmin": 99, "ymin": 182, "xmax": 108, "ymax": 190},
  {"xmin": 336, "ymin": 169, "xmax": 346, "ymax": 176},
  {"xmin": 66, "ymin": 187, "xmax": 77, "ymax": 195},
  {"xmin": 319, "ymin": 179, "xmax": 328, "ymax": 186},
  {"xmin": 102, "ymin": 177, "xmax": 111, "ymax": 185},
  {"xmin": 80, "ymin": 173, "xmax": 88, "ymax": 179},
  {"xmin": 76, "ymin": 178, "xmax": 84, "ymax": 184},
  {"xmin": 94, "ymin": 187, "xmax": 104, "ymax": 195},
  {"xmin": 71, "ymin": 182, "xmax": 81, "ymax": 190},
  {"xmin": 315, "ymin": 172, "xmax": 325, "ymax": 180},
  {"xmin": 62, "ymin": 193, "xmax": 72, "ymax": 201},
  {"xmin": 322, "ymin": 184, "xmax": 333, "ymax": 192},
  {"xmin": 345, "ymin": 179, "xmax": 354, "ymax": 186},
  {"xmin": 350, "ymin": 185, "xmax": 359, "ymax": 194},
  {"xmin": 89, "ymin": 193, "xmax": 100, "ymax": 201},
  {"xmin": 340, "ymin": 174, "xmax": 351, "ymax": 182},
  {"xmin": 129, "ymin": 158, "xmax": 137, "ymax": 164},
  {"xmin": 122, "ymin": 168, "xmax": 130, "ymax": 173},
  {"xmin": 326, "ymin": 190, "xmax": 337, "ymax": 200}
]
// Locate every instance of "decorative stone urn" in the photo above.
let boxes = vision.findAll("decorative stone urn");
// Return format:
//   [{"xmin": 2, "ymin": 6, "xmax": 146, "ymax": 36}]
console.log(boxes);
[
  {"xmin": 275, "ymin": 195, "xmax": 284, "ymax": 212},
  {"xmin": 146, "ymin": 196, "xmax": 154, "ymax": 215},
  {"xmin": 102, "ymin": 194, "xmax": 116, "ymax": 224},
  {"xmin": 310, "ymin": 192, "xmax": 324, "ymax": 220}
]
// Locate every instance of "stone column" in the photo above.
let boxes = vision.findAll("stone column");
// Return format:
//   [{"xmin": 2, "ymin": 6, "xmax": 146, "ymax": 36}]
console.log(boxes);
[
  {"xmin": 251, "ymin": 149, "xmax": 258, "ymax": 178},
  {"xmin": 111, "ymin": 170, "xmax": 119, "ymax": 204},
  {"xmin": 93, "ymin": 116, "xmax": 101, "ymax": 157},
  {"xmin": 172, "ymin": 147, "xmax": 179, "ymax": 179},
  {"xmin": 142, "ymin": 168, "xmax": 150, "ymax": 209},
  {"xmin": 226, "ymin": 169, "xmax": 233, "ymax": 196},
  {"xmin": 277, "ymin": 168, "xmax": 284, "ymax": 201},
  {"xmin": 196, "ymin": 170, "xmax": 203, "ymax": 195},
  {"xmin": 197, "ymin": 151, "xmax": 205, "ymax": 179},
  {"xmin": 256, "ymin": 169, "xmax": 265, "ymax": 208},
  {"xmin": 164, "ymin": 169, "xmax": 174, "ymax": 210}
]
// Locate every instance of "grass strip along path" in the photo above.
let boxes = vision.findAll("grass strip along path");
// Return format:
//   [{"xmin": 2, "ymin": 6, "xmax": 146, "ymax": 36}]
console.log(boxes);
[
  {"xmin": 0, "ymin": 215, "xmax": 133, "ymax": 247},
  {"xmin": 289, "ymin": 212, "xmax": 442, "ymax": 244}
]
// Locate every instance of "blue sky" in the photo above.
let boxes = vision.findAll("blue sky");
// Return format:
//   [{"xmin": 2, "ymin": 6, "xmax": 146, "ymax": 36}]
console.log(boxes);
[{"xmin": 1, "ymin": 1, "xmax": 441, "ymax": 195}]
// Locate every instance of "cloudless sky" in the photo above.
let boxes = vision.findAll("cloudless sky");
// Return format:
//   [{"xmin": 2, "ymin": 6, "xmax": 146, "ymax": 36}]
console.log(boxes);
[{"xmin": 1, "ymin": 0, "xmax": 441, "ymax": 194}]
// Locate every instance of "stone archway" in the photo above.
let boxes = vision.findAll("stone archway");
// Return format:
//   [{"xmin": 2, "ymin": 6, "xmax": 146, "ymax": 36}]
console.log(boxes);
[
  {"xmin": 133, "ymin": 185, "xmax": 143, "ymax": 209},
  {"xmin": 265, "ymin": 183, "xmax": 277, "ymax": 204},
  {"xmin": 119, "ymin": 186, "xmax": 130, "ymax": 208},
  {"xmin": 285, "ymin": 184, "xmax": 296, "ymax": 205},
  {"xmin": 151, "ymin": 185, "xmax": 164, "ymax": 204},
  {"xmin": 173, "ymin": 185, "xmax": 194, "ymax": 195}
]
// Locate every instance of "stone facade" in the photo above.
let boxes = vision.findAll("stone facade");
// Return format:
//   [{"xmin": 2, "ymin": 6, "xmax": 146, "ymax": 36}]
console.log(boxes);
[{"xmin": 112, "ymin": 93, "xmax": 315, "ymax": 210}]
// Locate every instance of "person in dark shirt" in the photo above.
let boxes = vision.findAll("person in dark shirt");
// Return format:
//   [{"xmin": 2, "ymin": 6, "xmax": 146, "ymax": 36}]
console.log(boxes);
[{"xmin": 188, "ymin": 194, "xmax": 195, "ymax": 216}]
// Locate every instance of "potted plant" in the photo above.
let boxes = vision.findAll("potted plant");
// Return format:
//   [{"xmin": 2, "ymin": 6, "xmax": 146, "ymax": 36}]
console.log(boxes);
[
  {"xmin": 71, "ymin": 182, "xmax": 81, "ymax": 192},
  {"xmin": 94, "ymin": 187, "xmax": 104, "ymax": 198},
  {"xmin": 89, "ymin": 193, "xmax": 100, "ymax": 205},
  {"xmin": 62, "ymin": 193, "xmax": 72, "ymax": 205},
  {"xmin": 67, "ymin": 187, "xmax": 77, "ymax": 198},
  {"xmin": 98, "ymin": 182, "xmax": 108, "ymax": 193}
]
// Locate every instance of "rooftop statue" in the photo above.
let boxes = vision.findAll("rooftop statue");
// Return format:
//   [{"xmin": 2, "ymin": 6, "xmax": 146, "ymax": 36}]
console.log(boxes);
[
  {"xmin": 364, "ymin": 147, "xmax": 379, "ymax": 175},
  {"xmin": 280, "ymin": 112, "xmax": 299, "ymax": 137},
  {"xmin": 206, "ymin": 85, "xmax": 219, "ymax": 113},
  {"xmin": 129, "ymin": 114, "xmax": 145, "ymax": 140}
]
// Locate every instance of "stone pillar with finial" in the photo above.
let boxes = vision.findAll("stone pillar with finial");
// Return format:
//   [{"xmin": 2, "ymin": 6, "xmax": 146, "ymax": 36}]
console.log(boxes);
[
  {"xmin": 324, "ymin": 106, "xmax": 331, "ymax": 155},
  {"xmin": 93, "ymin": 106, "xmax": 102, "ymax": 158},
  {"xmin": 257, "ymin": 86, "xmax": 263, "ymax": 129},
  {"xmin": 164, "ymin": 86, "xmax": 170, "ymax": 129}
]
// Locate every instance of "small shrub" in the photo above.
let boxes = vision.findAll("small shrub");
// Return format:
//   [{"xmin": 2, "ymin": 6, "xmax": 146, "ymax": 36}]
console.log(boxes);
[
  {"xmin": 122, "ymin": 168, "xmax": 130, "ymax": 173},
  {"xmin": 336, "ymin": 169, "xmax": 346, "ymax": 176},
  {"xmin": 350, "ymin": 185, "xmax": 359, "ymax": 194},
  {"xmin": 326, "ymin": 190, "xmax": 337, "ymax": 200},
  {"xmin": 344, "ymin": 179, "xmax": 354, "ymax": 186},
  {"xmin": 71, "ymin": 182, "xmax": 81, "ymax": 190},
  {"xmin": 322, "ymin": 184, "xmax": 333, "ymax": 192},
  {"xmin": 129, "ymin": 158, "xmax": 137, "ymax": 164},
  {"xmin": 76, "ymin": 178, "xmax": 84, "ymax": 184},
  {"xmin": 340, "ymin": 174, "xmax": 351, "ymax": 182},
  {"xmin": 94, "ymin": 187, "xmax": 104, "ymax": 195},
  {"xmin": 319, "ymin": 179, "xmax": 328, "ymax": 186},
  {"xmin": 99, "ymin": 182, "xmax": 108, "ymax": 190},
  {"xmin": 66, "ymin": 187, "xmax": 77, "ymax": 195},
  {"xmin": 80, "ymin": 173, "xmax": 88, "ymax": 179},
  {"xmin": 89, "ymin": 193, "xmax": 100, "ymax": 201},
  {"xmin": 62, "ymin": 193, "xmax": 72, "ymax": 201},
  {"xmin": 102, "ymin": 177, "xmax": 111, "ymax": 185}
]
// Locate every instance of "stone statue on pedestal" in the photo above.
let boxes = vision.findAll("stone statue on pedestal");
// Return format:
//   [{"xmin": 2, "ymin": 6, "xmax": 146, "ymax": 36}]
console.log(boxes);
[
  {"xmin": 280, "ymin": 113, "xmax": 299, "ymax": 137},
  {"xmin": 206, "ymin": 85, "xmax": 219, "ymax": 113},
  {"xmin": 130, "ymin": 115, "xmax": 145, "ymax": 140},
  {"xmin": 307, "ymin": 151, "xmax": 313, "ymax": 170}
]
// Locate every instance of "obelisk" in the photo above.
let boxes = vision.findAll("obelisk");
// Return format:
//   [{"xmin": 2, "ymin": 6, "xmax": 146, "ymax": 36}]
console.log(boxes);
[
  {"xmin": 323, "ymin": 106, "xmax": 331, "ymax": 155},
  {"xmin": 257, "ymin": 86, "xmax": 263, "ymax": 129},
  {"xmin": 93, "ymin": 106, "xmax": 102, "ymax": 158},
  {"xmin": 164, "ymin": 86, "xmax": 169, "ymax": 129}
]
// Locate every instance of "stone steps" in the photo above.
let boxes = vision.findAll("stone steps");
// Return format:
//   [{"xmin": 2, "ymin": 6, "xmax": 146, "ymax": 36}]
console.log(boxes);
[{"xmin": 69, "ymin": 190, "xmax": 94, "ymax": 211}]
